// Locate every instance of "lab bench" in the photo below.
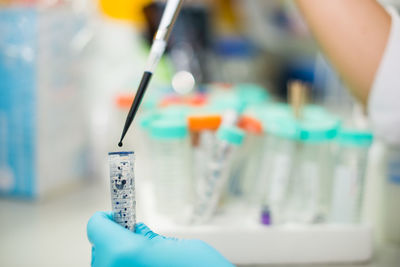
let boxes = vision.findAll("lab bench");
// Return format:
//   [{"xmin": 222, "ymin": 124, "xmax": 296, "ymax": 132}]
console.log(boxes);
[{"xmin": 0, "ymin": 180, "xmax": 399, "ymax": 267}]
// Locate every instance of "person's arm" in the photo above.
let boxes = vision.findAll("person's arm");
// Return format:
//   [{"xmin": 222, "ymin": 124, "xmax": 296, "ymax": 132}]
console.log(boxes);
[{"xmin": 295, "ymin": 0, "xmax": 391, "ymax": 106}]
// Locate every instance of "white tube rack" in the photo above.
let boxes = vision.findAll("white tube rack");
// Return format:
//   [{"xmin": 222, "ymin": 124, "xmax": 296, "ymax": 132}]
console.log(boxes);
[{"xmin": 137, "ymin": 182, "xmax": 373, "ymax": 265}]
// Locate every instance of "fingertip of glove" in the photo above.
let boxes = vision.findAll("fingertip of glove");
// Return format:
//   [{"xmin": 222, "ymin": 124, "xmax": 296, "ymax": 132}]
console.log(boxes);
[
  {"xmin": 134, "ymin": 222, "xmax": 149, "ymax": 234},
  {"xmin": 87, "ymin": 211, "xmax": 114, "ymax": 240},
  {"xmin": 135, "ymin": 223, "xmax": 160, "ymax": 240},
  {"xmin": 88, "ymin": 211, "xmax": 110, "ymax": 227}
]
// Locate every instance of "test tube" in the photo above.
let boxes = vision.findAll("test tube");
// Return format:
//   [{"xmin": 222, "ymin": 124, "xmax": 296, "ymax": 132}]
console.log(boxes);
[
  {"xmin": 108, "ymin": 151, "xmax": 136, "ymax": 231},
  {"xmin": 192, "ymin": 126, "xmax": 245, "ymax": 224}
]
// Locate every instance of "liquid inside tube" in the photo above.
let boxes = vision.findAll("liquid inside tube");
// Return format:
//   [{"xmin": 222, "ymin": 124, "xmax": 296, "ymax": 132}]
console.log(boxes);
[{"xmin": 108, "ymin": 151, "xmax": 136, "ymax": 230}]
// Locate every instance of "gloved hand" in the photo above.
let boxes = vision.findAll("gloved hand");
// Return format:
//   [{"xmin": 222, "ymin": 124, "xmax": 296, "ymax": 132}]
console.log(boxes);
[{"xmin": 87, "ymin": 211, "xmax": 234, "ymax": 267}]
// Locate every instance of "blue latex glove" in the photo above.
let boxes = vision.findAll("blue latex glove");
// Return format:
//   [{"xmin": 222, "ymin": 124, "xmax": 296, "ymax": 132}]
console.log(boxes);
[{"xmin": 87, "ymin": 211, "xmax": 234, "ymax": 267}]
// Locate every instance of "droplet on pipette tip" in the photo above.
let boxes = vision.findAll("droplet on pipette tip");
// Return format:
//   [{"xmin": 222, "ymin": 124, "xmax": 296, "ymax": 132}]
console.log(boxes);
[{"xmin": 118, "ymin": 142, "xmax": 123, "ymax": 147}]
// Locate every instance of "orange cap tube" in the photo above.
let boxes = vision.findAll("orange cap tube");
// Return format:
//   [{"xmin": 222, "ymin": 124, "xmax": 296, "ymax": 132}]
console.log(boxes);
[
  {"xmin": 188, "ymin": 114, "xmax": 222, "ymax": 132},
  {"xmin": 238, "ymin": 115, "xmax": 263, "ymax": 135}
]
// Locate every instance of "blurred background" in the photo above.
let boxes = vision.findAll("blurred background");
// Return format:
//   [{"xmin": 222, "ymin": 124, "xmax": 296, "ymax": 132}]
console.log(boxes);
[{"xmin": 0, "ymin": 0, "xmax": 400, "ymax": 266}]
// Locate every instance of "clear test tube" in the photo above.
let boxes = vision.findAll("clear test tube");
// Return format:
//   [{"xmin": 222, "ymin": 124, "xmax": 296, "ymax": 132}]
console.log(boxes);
[
  {"xmin": 283, "ymin": 115, "xmax": 340, "ymax": 224},
  {"xmin": 233, "ymin": 115, "xmax": 264, "ymax": 199},
  {"xmin": 258, "ymin": 115, "xmax": 299, "ymax": 224},
  {"xmin": 192, "ymin": 126, "xmax": 245, "ymax": 224},
  {"xmin": 188, "ymin": 113, "xmax": 222, "ymax": 189},
  {"xmin": 330, "ymin": 129, "xmax": 373, "ymax": 223},
  {"xmin": 149, "ymin": 119, "xmax": 192, "ymax": 222},
  {"xmin": 108, "ymin": 151, "xmax": 136, "ymax": 231}
]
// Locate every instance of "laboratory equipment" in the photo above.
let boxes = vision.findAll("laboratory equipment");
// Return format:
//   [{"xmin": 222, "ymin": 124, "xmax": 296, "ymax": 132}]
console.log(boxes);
[
  {"xmin": 87, "ymin": 212, "xmax": 234, "ymax": 267},
  {"xmin": 188, "ymin": 113, "xmax": 222, "ymax": 146},
  {"xmin": 188, "ymin": 113, "xmax": 222, "ymax": 191},
  {"xmin": 229, "ymin": 115, "xmax": 264, "ymax": 198},
  {"xmin": 159, "ymin": 105, "xmax": 192, "ymax": 122},
  {"xmin": 283, "ymin": 115, "xmax": 340, "ymax": 224},
  {"xmin": 150, "ymin": 119, "xmax": 192, "ymax": 222},
  {"xmin": 382, "ymin": 146, "xmax": 400, "ymax": 244},
  {"xmin": 257, "ymin": 109, "xmax": 299, "ymax": 224},
  {"xmin": 237, "ymin": 106, "xmax": 274, "ymax": 205},
  {"xmin": 330, "ymin": 129, "xmax": 373, "ymax": 223},
  {"xmin": 119, "ymin": 0, "xmax": 184, "ymax": 147},
  {"xmin": 209, "ymin": 85, "xmax": 243, "ymax": 127},
  {"xmin": 139, "ymin": 112, "xmax": 161, "ymax": 148},
  {"xmin": 0, "ymin": 7, "xmax": 88, "ymax": 198},
  {"xmin": 227, "ymin": 84, "xmax": 270, "ymax": 196},
  {"xmin": 235, "ymin": 83, "xmax": 270, "ymax": 107},
  {"xmin": 143, "ymin": 2, "xmax": 213, "ymax": 84},
  {"xmin": 131, "ymin": 97, "xmax": 372, "ymax": 265},
  {"xmin": 209, "ymin": 84, "xmax": 269, "ymax": 127},
  {"xmin": 136, "ymin": 111, "xmax": 160, "ymax": 180},
  {"xmin": 192, "ymin": 126, "xmax": 245, "ymax": 224},
  {"xmin": 108, "ymin": 151, "xmax": 136, "ymax": 231},
  {"xmin": 260, "ymin": 205, "xmax": 272, "ymax": 225}
]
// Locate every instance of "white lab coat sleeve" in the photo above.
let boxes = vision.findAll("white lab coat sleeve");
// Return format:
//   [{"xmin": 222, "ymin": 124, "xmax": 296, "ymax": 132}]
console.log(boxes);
[{"xmin": 368, "ymin": 7, "xmax": 400, "ymax": 145}]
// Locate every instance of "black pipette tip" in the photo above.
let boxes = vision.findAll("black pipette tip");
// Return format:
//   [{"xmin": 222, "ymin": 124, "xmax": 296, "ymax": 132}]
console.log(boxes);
[{"xmin": 118, "ymin": 71, "xmax": 153, "ymax": 146}]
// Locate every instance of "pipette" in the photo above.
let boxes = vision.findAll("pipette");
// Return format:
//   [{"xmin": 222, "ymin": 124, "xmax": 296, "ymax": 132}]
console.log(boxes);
[{"xmin": 118, "ymin": 0, "xmax": 184, "ymax": 147}]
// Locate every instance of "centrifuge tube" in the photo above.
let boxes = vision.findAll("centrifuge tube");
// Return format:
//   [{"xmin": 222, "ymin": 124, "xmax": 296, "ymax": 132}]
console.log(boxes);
[{"xmin": 108, "ymin": 151, "xmax": 136, "ymax": 231}]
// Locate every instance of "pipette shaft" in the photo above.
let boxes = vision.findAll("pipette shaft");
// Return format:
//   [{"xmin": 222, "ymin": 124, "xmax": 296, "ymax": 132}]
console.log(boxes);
[{"xmin": 118, "ymin": 0, "xmax": 184, "ymax": 147}]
